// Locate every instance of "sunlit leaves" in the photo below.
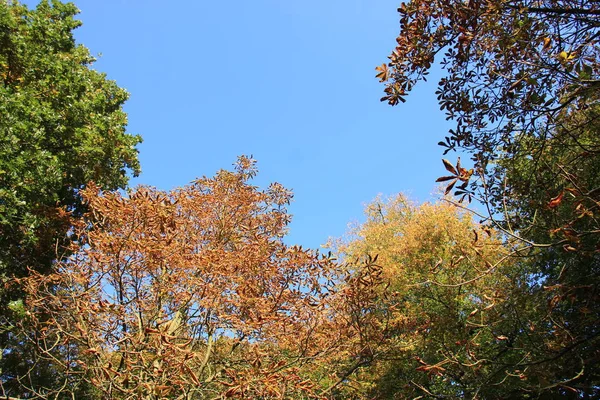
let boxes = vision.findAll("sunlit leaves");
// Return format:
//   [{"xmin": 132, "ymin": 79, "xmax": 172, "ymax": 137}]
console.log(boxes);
[
  {"xmin": 375, "ymin": 63, "xmax": 389, "ymax": 82},
  {"xmin": 20, "ymin": 158, "xmax": 348, "ymax": 399},
  {"xmin": 0, "ymin": 0, "xmax": 142, "ymax": 278},
  {"xmin": 333, "ymin": 195, "xmax": 519, "ymax": 398}
]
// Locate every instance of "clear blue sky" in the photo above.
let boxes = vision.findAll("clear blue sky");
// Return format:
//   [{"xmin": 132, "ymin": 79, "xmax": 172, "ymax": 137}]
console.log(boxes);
[{"xmin": 27, "ymin": 0, "xmax": 454, "ymax": 248}]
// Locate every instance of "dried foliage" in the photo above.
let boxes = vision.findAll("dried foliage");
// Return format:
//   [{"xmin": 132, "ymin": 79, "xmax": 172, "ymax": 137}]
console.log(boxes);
[
  {"xmin": 380, "ymin": 0, "xmax": 599, "ymax": 156},
  {"xmin": 16, "ymin": 157, "xmax": 360, "ymax": 399}
]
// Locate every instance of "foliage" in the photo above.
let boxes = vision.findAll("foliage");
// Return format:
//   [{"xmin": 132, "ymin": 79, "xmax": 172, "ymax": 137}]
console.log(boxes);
[
  {"xmin": 378, "ymin": 0, "xmax": 599, "ymax": 163},
  {"xmin": 378, "ymin": 0, "xmax": 600, "ymax": 232},
  {"xmin": 17, "ymin": 157, "xmax": 363, "ymax": 399},
  {"xmin": 379, "ymin": 0, "xmax": 600, "ymax": 396},
  {"xmin": 491, "ymin": 106, "xmax": 600, "ymax": 397},
  {"xmin": 0, "ymin": 0, "xmax": 141, "ymax": 395},
  {"xmin": 332, "ymin": 196, "xmax": 555, "ymax": 398},
  {"xmin": 0, "ymin": 0, "xmax": 141, "ymax": 284},
  {"xmin": 379, "ymin": 0, "xmax": 600, "ymax": 233},
  {"xmin": 498, "ymin": 105, "xmax": 600, "ymax": 252}
]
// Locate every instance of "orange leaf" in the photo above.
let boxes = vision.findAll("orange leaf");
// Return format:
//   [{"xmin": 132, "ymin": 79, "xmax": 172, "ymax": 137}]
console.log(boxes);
[
  {"xmin": 548, "ymin": 191, "xmax": 564, "ymax": 208},
  {"xmin": 542, "ymin": 37, "xmax": 552, "ymax": 51}
]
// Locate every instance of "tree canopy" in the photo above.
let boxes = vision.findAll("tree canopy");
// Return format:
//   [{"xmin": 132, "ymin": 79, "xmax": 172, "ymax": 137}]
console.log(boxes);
[
  {"xmin": 378, "ymin": 0, "xmax": 600, "ymax": 210},
  {"xmin": 2, "ymin": 0, "xmax": 600, "ymax": 398},
  {"xmin": 0, "ymin": 0, "xmax": 141, "ymax": 283},
  {"xmin": 0, "ymin": 0, "xmax": 140, "ymax": 394},
  {"xmin": 332, "ymin": 196, "xmax": 524, "ymax": 398},
  {"xmin": 378, "ymin": 0, "xmax": 599, "ymax": 157},
  {"xmin": 378, "ymin": 0, "xmax": 600, "ymax": 396},
  {"xmin": 18, "ymin": 157, "xmax": 384, "ymax": 399}
]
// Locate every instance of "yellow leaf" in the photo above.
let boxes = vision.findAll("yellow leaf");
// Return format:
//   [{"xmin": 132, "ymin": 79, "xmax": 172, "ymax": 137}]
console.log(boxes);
[
  {"xmin": 558, "ymin": 51, "xmax": 568, "ymax": 61},
  {"xmin": 542, "ymin": 37, "xmax": 551, "ymax": 51}
]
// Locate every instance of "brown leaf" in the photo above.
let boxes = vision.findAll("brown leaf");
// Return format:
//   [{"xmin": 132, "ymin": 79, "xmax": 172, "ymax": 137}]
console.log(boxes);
[
  {"xmin": 445, "ymin": 179, "xmax": 457, "ymax": 195},
  {"xmin": 375, "ymin": 63, "xmax": 389, "ymax": 82},
  {"xmin": 416, "ymin": 364, "xmax": 446, "ymax": 375},
  {"xmin": 224, "ymin": 386, "xmax": 240, "ymax": 397},
  {"xmin": 458, "ymin": 168, "xmax": 473, "ymax": 182},
  {"xmin": 442, "ymin": 159, "xmax": 457, "ymax": 175}
]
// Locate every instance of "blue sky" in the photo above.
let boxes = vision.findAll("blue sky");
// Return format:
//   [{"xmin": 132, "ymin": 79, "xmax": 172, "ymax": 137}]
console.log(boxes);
[{"xmin": 27, "ymin": 0, "xmax": 454, "ymax": 248}]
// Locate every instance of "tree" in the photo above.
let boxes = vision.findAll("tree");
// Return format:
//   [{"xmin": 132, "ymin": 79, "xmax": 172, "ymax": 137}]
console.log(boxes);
[
  {"xmin": 378, "ymin": 0, "xmax": 600, "ymax": 226},
  {"xmin": 378, "ymin": 0, "xmax": 599, "ymax": 159},
  {"xmin": 379, "ymin": 0, "xmax": 600, "ymax": 396},
  {"xmin": 18, "ymin": 157, "xmax": 353, "ymax": 399},
  {"xmin": 0, "ymin": 0, "xmax": 141, "ymax": 284},
  {"xmin": 490, "ymin": 106, "xmax": 600, "ymax": 397},
  {"xmin": 378, "ymin": 0, "xmax": 599, "ymax": 211},
  {"xmin": 0, "ymin": 0, "xmax": 141, "ymax": 394},
  {"xmin": 332, "ymin": 195, "xmax": 547, "ymax": 398}
]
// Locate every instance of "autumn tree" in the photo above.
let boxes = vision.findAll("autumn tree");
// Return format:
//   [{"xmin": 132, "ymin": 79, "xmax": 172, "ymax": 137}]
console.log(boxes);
[
  {"xmin": 331, "ymin": 195, "xmax": 554, "ymax": 398},
  {"xmin": 377, "ymin": 0, "xmax": 599, "ymax": 219},
  {"xmin": 379, "ymin": 0, "xmax": 600, "ymax": 396},
  {"xmin": 16, "ymin": 157, "xmax": 370, "ymax": 399},
  {"xmin": 378, "ymin": 0, "xmax": 599, "ymax": 154}
]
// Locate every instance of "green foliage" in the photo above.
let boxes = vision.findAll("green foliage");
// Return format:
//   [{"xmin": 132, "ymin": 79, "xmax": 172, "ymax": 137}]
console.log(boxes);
[
  {"xmin": 0, "ymin": 0, "xmax": 140, "ymax": 283},
  {"xmin": 494, "ymin": 106, "xmax": 600, "ymax": 396},
  {"xmin": 0, "ymin": 0, "xmax": 140, "ymax": 396},
  {"xmin": 334, "ymin": 194, "xmax": 600, "ymax": 398}
]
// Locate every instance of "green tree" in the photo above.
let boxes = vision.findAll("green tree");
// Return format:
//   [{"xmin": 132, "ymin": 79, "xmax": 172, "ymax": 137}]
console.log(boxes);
[
  {"xmin": 492, "ymin": 106, "xmax": 600, "ymax": 397},
  {"xmin": 0, "ymin": 0, "xmax": 140, "ymax": 395}
]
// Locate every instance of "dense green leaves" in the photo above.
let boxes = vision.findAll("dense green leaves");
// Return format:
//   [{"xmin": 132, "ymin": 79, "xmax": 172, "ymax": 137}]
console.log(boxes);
[
  {"xmin": 0, "ymin": 0, "xmax": 140, "ymax": 395},
  {"xmin": 495, "ymin": 106, "xmax": 600, "ymax": 396},
  {"xmin": 0, "ymin": 0, "xmax": 140, "ymax": 282}
]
